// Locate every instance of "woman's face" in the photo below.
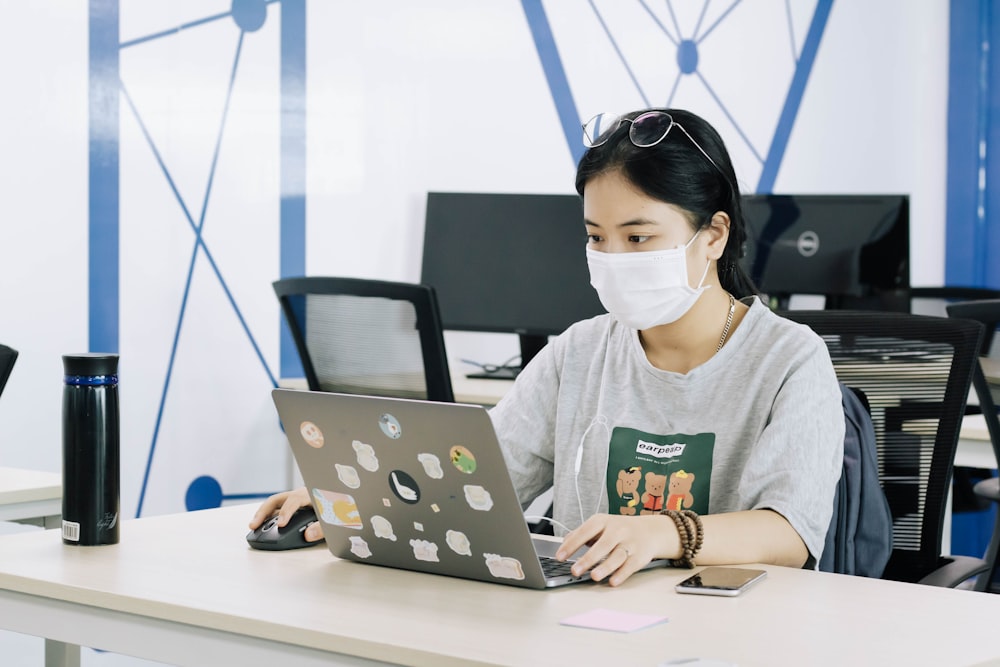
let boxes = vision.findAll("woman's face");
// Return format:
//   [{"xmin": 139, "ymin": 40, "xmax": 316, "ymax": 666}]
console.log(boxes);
[{"xmin": 583, "ymin": 169, "xmax": 699, "ymax": 255}]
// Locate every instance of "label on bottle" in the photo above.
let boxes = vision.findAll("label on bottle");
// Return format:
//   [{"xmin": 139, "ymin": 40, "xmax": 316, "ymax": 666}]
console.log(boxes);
[{"xmin": 62, "ymin": 520, "xmax": 81, "ymax": 542}]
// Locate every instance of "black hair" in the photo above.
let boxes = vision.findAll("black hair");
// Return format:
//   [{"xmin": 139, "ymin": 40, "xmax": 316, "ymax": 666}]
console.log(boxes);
[{"xmin": 575, "ymin": 108, "xmax": 758, "ymax": 298}]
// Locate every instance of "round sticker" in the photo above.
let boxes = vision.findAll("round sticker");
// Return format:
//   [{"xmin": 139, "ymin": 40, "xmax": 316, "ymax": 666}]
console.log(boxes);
[
  {"xmin": 300, "ymin": 421, "xmax": 325, "ymax": 448},
  {"xmin": 449, "ymin": 445, "xmax": 477, "ymax": 474},
  {"xmin": 378, "ymin": 413, "xmax": 402, "ymax": 439},
  {"xmin": 388, "ymin": 469, "xmax": 421, "ymax": 504}
]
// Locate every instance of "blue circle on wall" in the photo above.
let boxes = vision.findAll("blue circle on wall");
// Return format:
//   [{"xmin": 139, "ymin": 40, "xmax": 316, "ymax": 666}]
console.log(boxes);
[
  {"xmin": 231, "ymin": 0, "xmax": 268, "ymax": 32},
  {"xmin": 677, "ymin": 39, "xmax": 699, "ymax": 75},
  {"xmin": 186, "ymin": 475, "xmax": 224, "ymax": 510}
]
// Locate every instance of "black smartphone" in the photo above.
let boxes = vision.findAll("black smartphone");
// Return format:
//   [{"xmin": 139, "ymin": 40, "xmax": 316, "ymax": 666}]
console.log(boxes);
[{"xmin": 674, "ymin": 567, "xmax": 767, "ymax": 597}]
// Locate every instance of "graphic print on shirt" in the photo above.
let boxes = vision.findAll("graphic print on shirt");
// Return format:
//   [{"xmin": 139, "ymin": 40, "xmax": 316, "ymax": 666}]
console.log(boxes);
[{"xmin": 605, "ymin": 427, "xmax": 714, "ymax": 516}]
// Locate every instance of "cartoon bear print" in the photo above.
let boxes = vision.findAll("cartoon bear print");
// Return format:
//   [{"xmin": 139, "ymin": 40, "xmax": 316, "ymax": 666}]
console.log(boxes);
[
  {"xmin": 640, "ymin": 471, "xmax": 667, "ymax": 515},
  {"xmin": 665, "ymin": 470, "xmax": 696, "ymax": 511},
  {"xmin": 616, "ymin": 466, "xmax": 642, "ymax": 515}
]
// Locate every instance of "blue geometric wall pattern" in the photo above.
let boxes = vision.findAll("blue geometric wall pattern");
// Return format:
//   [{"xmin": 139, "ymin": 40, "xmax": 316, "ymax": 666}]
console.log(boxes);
[
  {"xmin": 520, "ymin": 0, "xmax": 833, "ymax": 193},
  {"xmin": 86, "ymin": 1, "xmax": 833, "ymax": 518},
  {"xmin": 89, "ymin": 0, "xmax": 304, "ymax": 516}
]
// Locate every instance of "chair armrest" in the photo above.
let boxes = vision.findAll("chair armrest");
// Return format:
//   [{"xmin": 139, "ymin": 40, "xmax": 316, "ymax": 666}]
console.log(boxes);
[{"xmin": 917, "ymin": 555, "xmax": 989, "ymax": 588}]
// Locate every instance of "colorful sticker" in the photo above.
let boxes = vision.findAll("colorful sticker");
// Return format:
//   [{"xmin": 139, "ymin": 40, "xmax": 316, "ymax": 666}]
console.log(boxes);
[
  {"xmin": 463, "ymin": 484, "xmax": 494, "ymax": 511},
  {"xmin": 312, "ymin": 489, "xmax": 362, "ymax": 529},
  {"xmin": 449, "ymin": 446, "xmax": 477, "ymax": 474},
  {"xmin": 389, "ymin": 470, "xmax": 420, "ymax": 504},
  {"xmin": 335, "ymin": 463, "xmax": 361, "ymax": 489},
  {"xmin": 300, "ymin": 421, "xmax": 325, "ymax": 448},
  {"xmin": 371, "ymin": 514, "xmax": 397, "ymax": 541},
  {"xmin": 417, "ymin": 453, "xmax": 444, "ymax": 479},
  {"xmin": 353, "ymin": 440, "xmax": 379, "ymax": 471},
  {"xmin": 378, "ymin": 413, "xmax": 402, "ymax": 439},
  {"xmin": 446, "ymin": 529, "xmax": 472, "ymax": 556},
  {"xmin": 349, "ymin": 535, "xmax": 372, "ymax": 559},
  {"xmin": 410, "ymin": 539, "xmax": 440, "ymax": 562},
  {"xmin": 484, "ymin": 553, "xmax": 525, "ymax": 580}
]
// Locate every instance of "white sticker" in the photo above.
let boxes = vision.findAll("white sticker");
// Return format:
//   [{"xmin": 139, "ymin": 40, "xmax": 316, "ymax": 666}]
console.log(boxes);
[
  {"xmin": 446, "ymin": 530, "xmax": 472, "ymax": 556},
  {"xmin": 335, "ymin": 464, "xmax": 361, "ymax": 489},
  {"xmin": 62, "ymin": 520, "xmax": 80, "ymax": 542},
  {"xmin": 417, "ymin": 453, "xmax": 444, "ymax": 479},
  {"xmin": 371, "ymin": 515, "xmax": 397, "ymax": 541},
  {"xmin": 484, "ymin": 553, "xmax": 525, "ymax": 580},
  {"xmin": 349, "ymin": 536, "xmax": 372, "ymax": 558},
  {"xmin": 410, "ymin": 539, "xmax": 440, "ymax": 562},
  {"xmin": 463, "ymin": 484, "xmax": 494, "ymax": 511},
  {"xmin": 353, "ymin": 440, "xmax": 379, "ymax": 471}
]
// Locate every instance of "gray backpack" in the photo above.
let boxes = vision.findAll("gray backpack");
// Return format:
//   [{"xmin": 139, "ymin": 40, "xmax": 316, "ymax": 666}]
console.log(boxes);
[{"xmin": 819, "ymin": 383, "xmax": 893, "ymax": 577}]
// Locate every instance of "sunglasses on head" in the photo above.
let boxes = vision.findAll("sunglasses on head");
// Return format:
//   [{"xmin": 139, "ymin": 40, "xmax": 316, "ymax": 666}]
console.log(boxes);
[{"xmin": 582, "ymin": 110, "xmax": 725, "ymax": 177}]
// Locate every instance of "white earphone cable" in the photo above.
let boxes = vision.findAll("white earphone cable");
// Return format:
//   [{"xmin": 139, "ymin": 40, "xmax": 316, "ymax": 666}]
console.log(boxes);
[{"xmin": 574, "ymin": 415, "xmax": 611, "ymax": 526}]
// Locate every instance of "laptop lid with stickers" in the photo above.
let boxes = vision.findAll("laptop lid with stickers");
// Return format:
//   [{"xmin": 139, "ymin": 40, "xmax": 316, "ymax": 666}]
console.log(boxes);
[{"xmin": 272, "ymin": 388, "xmax": 590, "ymax": 589}]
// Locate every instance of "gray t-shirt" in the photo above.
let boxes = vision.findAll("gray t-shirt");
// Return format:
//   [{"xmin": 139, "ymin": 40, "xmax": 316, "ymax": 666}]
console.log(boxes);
[{"xmin": 488, "ymin": 296, "xmax": 845, "ymax": 563}]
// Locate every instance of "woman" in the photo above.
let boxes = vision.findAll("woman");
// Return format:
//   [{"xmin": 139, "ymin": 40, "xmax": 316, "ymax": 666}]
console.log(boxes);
[{"xmin": 251, "ymin": 108, "xmax": 844, "ymax": 586}]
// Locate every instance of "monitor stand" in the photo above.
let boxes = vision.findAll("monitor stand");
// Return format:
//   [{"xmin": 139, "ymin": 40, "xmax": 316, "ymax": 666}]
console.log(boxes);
[{"xmin": 463, "ymin": 334, "xmax": 549, "ymax": 381}]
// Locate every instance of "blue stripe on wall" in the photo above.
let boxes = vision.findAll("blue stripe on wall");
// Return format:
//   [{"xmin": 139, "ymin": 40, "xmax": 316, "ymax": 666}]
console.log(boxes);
[
  {"xmin": 757, "ymin": 0, "xmax": 833, "ymax": 193},
  {"xmin": 280, "ymin": 0, "xmax": 307, "ymax": 379},
  {"xmin": 89, "ymin": 0, "xmax": 120, "ymax": 353},
  {"xmin": 947, "ymin": 0, "xmax": 1000, "ymax": 288},
  {"xmin": 521, "ymin": 0, "xmax": 583, "ymax": 166}
]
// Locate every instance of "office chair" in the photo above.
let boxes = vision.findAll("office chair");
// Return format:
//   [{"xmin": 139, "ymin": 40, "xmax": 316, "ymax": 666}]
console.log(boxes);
[
  {"xmin": 0, "ymin": 344, "xmax": 17, "ymax": 399},
  {"xmin": 273, "ymin": 277, "xmax": 454, "ymax": 402},
  {"xmin": 781, "ymin": 309, "xmax": 989, "ymax": 587},
  {"xmin": 945, "ymin": 299, "xmax": 1000, "ymax": 592}
]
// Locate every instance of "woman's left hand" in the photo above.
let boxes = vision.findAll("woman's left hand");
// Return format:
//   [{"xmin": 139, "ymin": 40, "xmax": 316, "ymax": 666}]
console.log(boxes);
[{"xmin": 554, "ymin": 514, "xmax": 677, "ymax": 586}]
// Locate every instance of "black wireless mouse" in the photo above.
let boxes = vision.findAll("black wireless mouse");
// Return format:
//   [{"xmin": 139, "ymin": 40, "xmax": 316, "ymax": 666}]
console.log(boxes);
[{"xmin": 246, "ymin": 506, "xmax": 323, "ymax": 551}]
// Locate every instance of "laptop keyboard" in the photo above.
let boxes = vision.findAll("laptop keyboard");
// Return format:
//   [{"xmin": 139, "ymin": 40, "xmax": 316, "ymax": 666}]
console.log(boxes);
[{"xmin": 539, "ymin": 556, "xmax": 576, "ymax": 578}]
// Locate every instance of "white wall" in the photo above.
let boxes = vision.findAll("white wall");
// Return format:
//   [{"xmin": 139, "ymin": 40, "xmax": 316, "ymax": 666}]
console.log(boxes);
[{"xmin": 0, "ymin": 1, "xmax": 951, "ymax": 518}]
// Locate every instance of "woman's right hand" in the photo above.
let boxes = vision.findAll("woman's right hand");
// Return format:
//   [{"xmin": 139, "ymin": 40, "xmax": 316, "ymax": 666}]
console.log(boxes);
[{"xmin": 248, "ymin": 487, "xmax": 325, "ymax": 542}]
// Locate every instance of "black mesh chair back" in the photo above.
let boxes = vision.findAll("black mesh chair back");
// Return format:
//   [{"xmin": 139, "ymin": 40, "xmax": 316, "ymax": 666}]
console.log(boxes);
[
  {"xmin": 781, "ymin": 310, "xmax": 986, "ymax": 585},
  {"xmin": 0, "ymin": 344, "xmax": 17, "ymax": 399},
  {"xmin": 273, "ymin": 277, "xmax": 454, "ymax": 402},
  {"xmin": 945, "ymin": 299, "xmax": 1000, "ymax": 592},
  {"xmin": 945, "ymin": 299, "xmax": 1000, "ymax": 357}
]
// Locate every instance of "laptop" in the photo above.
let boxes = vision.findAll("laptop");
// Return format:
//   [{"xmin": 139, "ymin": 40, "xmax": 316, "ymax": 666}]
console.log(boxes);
[{"xmin": 271, "ymin": 388, "xmax": 666, "ymax": 589}]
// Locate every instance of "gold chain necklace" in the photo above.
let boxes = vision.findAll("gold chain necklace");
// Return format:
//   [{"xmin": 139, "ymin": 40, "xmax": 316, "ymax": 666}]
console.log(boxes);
[{"xmin": 716, "ymin": 293, "xmax": 736, "ymax": 352}]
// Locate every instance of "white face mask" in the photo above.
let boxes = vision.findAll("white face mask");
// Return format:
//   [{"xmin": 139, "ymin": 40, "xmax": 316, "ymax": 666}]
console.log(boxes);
[{"xmin": 587, "ymin": 231, "xmax": 712, "ymax": 330}]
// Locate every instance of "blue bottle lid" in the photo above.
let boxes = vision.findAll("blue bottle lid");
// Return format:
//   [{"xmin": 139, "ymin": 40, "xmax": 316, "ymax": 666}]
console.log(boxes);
[{"xmin": 62, "ymin": 353, "xmax": 119, "ymax": 379}]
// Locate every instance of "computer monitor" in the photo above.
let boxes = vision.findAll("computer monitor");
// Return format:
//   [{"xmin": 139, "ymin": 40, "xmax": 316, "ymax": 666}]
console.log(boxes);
[
  {"xmin": 739, "ymin": 194, "xmax": 910, "ymax": 310},
  {"xmin": 0, "ymin": 344, "xmax": 17, "ymax": 399},
  {"xmin": 421, "ymin": 192, "xmax": 605, "ymax": 377}
]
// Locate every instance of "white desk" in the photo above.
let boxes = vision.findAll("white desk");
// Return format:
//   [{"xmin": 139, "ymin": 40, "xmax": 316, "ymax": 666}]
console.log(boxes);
[
  {"xmin": 983, "ymin": 357, "xmax": 999, "ymax": 404},
  {"xmin": 956, "ymin": 414, "xmax": 997, "ymax": 469},
  {"xmin": 0, "ymin": 467, "xmax": 61, "ymax": 528},
  {"xmin": 277, "ymin": 372, "xmax": 512, "ymax": 407},
  {"xmin": 1, "ymin": 505, "xmax": 1000, "ymax": 667}
]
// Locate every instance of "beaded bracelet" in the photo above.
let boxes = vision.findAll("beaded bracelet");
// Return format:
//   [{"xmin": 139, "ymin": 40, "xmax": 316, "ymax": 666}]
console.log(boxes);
[{"xmin": 660, "ymin": 509, "xmax": 704, "ymax": 568}]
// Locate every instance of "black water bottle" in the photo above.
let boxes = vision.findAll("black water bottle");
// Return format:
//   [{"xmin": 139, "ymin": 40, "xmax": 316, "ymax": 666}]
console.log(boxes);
[{"xmin": 62, "ymin": 353, "xmax": 120, "ymax": 546}]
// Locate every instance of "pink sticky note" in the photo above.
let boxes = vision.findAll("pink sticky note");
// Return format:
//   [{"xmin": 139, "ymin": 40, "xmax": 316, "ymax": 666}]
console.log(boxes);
[{"xmin": 560, "ymin": 608, "xmax": 668, "ymax": 633}]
